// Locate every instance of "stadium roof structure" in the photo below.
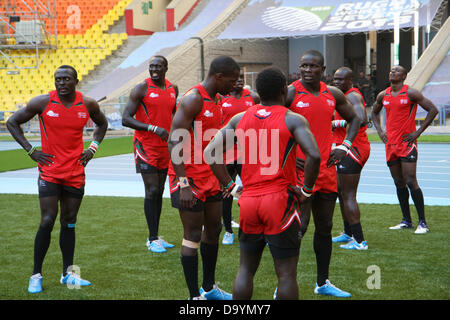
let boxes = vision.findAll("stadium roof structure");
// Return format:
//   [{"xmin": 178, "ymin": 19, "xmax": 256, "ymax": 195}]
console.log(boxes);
[{"xmin": 217, "ymin": 0, "xmax": 444, "ymax": 40}]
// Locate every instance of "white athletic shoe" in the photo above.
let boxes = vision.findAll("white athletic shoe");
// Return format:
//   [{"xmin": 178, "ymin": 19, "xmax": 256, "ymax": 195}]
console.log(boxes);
[
  {"xmin": 414, "ymin": 221, "xmax": 429, "ymax": 234},
  {"xmin": 231, "ymin": 220, "xmax": 240, "ymax": 228}
]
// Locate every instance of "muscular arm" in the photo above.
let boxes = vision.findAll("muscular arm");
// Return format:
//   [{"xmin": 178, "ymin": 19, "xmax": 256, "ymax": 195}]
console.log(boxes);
[
  {"xmin": 285, "ymin": 84, "xmax": 296, "ymax": 108},
  {"xmin": 371, "ymin": 90, "xmax": 387, "ymax": 143},
  {"xmin": 285, "ymin": 111, "xmax": 320, "ymax": 197},
  {"xmin": 6, "ymin": 95, "xmax": 55, "ymax": 166},
  {"xmin": 404, "ymin": 87, "xmax": 439, "ymax": 143},
  {"xmin": 347, "ymin": 91, "xmax": 368, "ymax": 126},
  {"xmin": 168, "ymin": 90, "xmax": 203, "ymax": 208},
  {"xmin": 329, "ymin": 86, "xmax": 361, "ymax": 165},
  {"xmin": 79, "ymin": 96, "xmax": 108, "ymax": 166},
  {"xmin": 122, "ymin": 82, "xmax": 148, "ymax": 131},
  {"xmin": 204, "ymin": 113, "xmax": 245, "ymax": 196}
]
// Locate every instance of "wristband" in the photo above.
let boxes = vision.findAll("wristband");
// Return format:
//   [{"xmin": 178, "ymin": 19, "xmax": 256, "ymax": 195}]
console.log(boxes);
[
  {"xmin": 148, "ymin": 124, "xmax": 158, "ymax": 133},
  {"xmin": 342, "ymin": 139, "xmax": 352, "ymax": 149},
  {"xmin": 301, "ymin": 186, "xmax": 313, "ymax": 198},
  {"xmin": 88, "ymin": 141, "xmax": 99, "ymax": 154},
  {"xmin": 27, "ymin": 146, "xmax": 37, "ymax": 156},
  {"xmin": 179, "ymin": 177, "xmax": 190, "ymax": 189},
  {"xmin": 302, "ymin": 184, "xmax": 313, "ymax": 192},
  {"xmin": 230, "ymin": 184, "xmax": 241, "ymax": 198},
  {"xmin": 334, "ymin": 144, "xmax": 350, "ymax": 153},
  {"xmin": 225, "ymin": 180, "xmax": 235, "ymax": 191}
]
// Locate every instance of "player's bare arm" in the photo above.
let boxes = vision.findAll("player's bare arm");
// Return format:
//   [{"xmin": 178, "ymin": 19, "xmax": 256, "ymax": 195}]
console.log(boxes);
[
  {"xmin": 403, "ymin": 87, "xmax": 439, "ymax": 144},
  {"xmin": 168, "ymin": 90, "xmax": 203, "ymax": 209},
  {"xmin": 204, "ymin": 112, "xmax": 245, "ymax": 198},
  {"xmin": 79, "ymin": 96, "xmax": 108, "ymax": 166},
  {"xmin": 328, "ymin": 86, "xmax": 361, "ymax": 166},
  {"xmin": 285, "ymin": 111, "xmax": 320, "ymax": 203},
  {"xmin": 285, "ymin": 84, "xmax": 306, "ymax": 171},
  {"xmin": 371, "ymin": 90, "xmax": 387, "ymax": 143},
  {"xmin": 347, "ymin": 91, "xmax": 368, "ymax": 126},
  {"xmin": 122, "ymin": 82, "xmax": 170, "ymax": 141},
  {"xmin": 6, "ymin": 94, "xmax": 55, "ymax": 166},
  {"xmin": 250, "ymin": 90, "xmax": 261, "ymax": 104}
]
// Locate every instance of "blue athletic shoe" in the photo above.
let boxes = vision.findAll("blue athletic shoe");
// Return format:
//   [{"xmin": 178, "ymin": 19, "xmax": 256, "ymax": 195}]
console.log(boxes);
[
  {"xmin": 340, "ymin": 240, "xmax": 368, "ymax": 250},
  {"xmin": 314, "ymin": 280, "xmax": 351, "ymax": 298},
  {"xmin": 222, "ymin": 232, "xmax": 234, "ymax": 245},
  {"xmin": 200, "ymin": 285, "xmax": 232, "ymax": 300},
  {"xmin": 146, "ymin": 238, "xmax": 167, "ymax": 253},
  {"xmin": 158, "ymin": 237, "xmax": 175, "ymax": 248},
  {"xmin": 332, "ymin": 232, "xmax": 353, "ymax": 243},
  {"xmin": 273, "ymin": 287, "xmax": 278, "ymax": 300},
  {"xmin": 60, "ymin": 273, "xmax": 91, "ymax": 287},
  {"xmin": 28, "ymin": 274, "xmax": 43, "ymax": 294}
]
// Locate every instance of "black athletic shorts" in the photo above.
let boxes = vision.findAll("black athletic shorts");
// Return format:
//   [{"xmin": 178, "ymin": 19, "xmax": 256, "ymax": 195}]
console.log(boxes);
[
  {"xmin": 38, "ymin": 177, "xmax": 84, "ymax": 199},
  {"xmin": 136, "ymin": 156, "xmax": 168, "ymax": 174}
]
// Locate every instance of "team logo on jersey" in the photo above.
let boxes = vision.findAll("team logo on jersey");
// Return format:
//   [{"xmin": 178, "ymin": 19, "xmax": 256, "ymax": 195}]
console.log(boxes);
[
  {"xmin": 170, "ymin": 93, "xmax": 176, "ymax": 99},
  {"xmin": 203, "ymin": 110, "xmax": 214, "ymax": 117},
  {"xmin": 255, "ymin": 109, "xmax": 271, "ymax": 119},
  {"xmin": 222, "ymin": 102, "xmax": 232, "ymax": 108},
  {"xmin": 400, "ymin": 99, "xmax": 408, "ymax": 104},
  {"xmin": 77, "ymin": 112, "xmax": 87, "ymax": 119},
  {"xmin": 296, "ymin": 101, "xmax": 310, "ymax": 108},
  {"xmin": 383, "ymin": 101, "xmax": 390, "ymax": 105},
  {"xmin": 327, "ymin": 99, "xmax": 335, "ymax": 107},
  {"xmin": 245, "ymin": 101, "xmax": 253, "ymax": 106},
  {"xmin": 149, "ymin": 92, "xmax": 159, "ymax": 98},
  {"xmin": 46, "ymin": 110, "xmax": 59, "ymax": 117}
]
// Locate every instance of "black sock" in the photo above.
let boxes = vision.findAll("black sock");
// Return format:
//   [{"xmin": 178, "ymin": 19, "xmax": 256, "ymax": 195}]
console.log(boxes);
[
  {"xmin": 313, "ymin": 233, "xmax": 332, "ymax": 286},
  {"xmin": 350, "ymin": 222, "xmax": 365, "ymax": 243},
  {"xmin": 200, "ymin": 242, "xmax": 218, "ymax": 292},
  {"xmin": 144, "ymin": 198, "xmax": 159, "ymax": 241},
  {"xmin": 222, "ymin": 196, "xmax": 233, "ymax": 233},
  {"xmin": 156, "ymin": 193, "xmax": 163, "ymax": 233},
  {"xmin": 181, "ymin": 254, "xmax": 199, "ymax": 298},
  {"xmin": 410, "ymin": 188, "xmax": 426, "ymax": 223},
  {"xmin": 343, "ymin": 221, "xmax": 352, "ymax": 236},
  {"xmin": 33, "ymin": 225, "xmax": 52, "ymax": 275},
  {"xmin": 396, "ymin": 187, "xmax": 412, "ymax": 222},
  {"xmin": 60, "ymin": 224, "xmax": 76, "ymax": 275}
]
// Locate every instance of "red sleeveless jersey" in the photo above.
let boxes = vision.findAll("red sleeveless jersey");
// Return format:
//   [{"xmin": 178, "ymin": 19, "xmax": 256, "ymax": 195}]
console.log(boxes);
[
  {"xmin": 222, "ymin": 89, "xmax": 255, "ymax": 164},
  {"xmin": 332, "ymin": 87, "xmax": 369, "ymax": 148},
  {"xmin": 382, "ymin": 85, "xmax": 417, "ymax": 144},
  {"xmin": 289, "ymin": 80, "xmax": 336, "ymax": 167},
  {"xmin": 221, "ymin": 89, "xmax": 255, "ymax": 125},
  {"xmin": 134, "ymin": 78, "xmax": 176, "ymax": 148},
  {"xmin": 168, "ymin": 83, "xmax": 222, "ymax": 178},
  {"xmin": 38, "ymin": 90, "xmax": 89, "ymax": 184},
  {"xmin": 237, "ymin": 105, "xmax": 296, "ymax": 196}
]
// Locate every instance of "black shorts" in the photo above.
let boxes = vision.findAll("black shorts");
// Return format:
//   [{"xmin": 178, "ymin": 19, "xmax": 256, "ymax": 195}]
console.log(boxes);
[
  {"xmin": 337, "ymin": 154, "xmax": 363, "ymax": 174},
  {"xmin": 38, "ymin": 177, "xmax": 84, "ymax": 199}
]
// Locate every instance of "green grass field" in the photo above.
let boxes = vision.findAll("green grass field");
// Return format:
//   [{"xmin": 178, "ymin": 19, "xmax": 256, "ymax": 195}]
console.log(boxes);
[
  {"xmin": 1, "ymin": 194, "xmax": 448, "ymax": 300},
  {"xmin": 0, "ymin": 136, "xmax": 133, "ymax": 172}
]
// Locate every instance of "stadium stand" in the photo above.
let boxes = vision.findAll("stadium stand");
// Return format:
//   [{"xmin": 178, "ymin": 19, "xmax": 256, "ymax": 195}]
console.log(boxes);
[{"xmin": 0, "ymin": 0, "xmax": 132, "ymax": 117}]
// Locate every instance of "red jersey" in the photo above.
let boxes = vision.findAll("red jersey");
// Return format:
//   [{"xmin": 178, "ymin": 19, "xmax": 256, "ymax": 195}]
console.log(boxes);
[
  {"xmin": 221, "ymin": 89, "xmax": 255, "ymax": 125},
  {"xmin": 382, "ymin": 85, "xmax": 417, "ymax": 144},
  {"xmin": 38, "ymin": 90, "xmax": 89, "ymax": 185},
  {"xmin": 237, "ymin": 105, "xmax": 296, "ymax": 196},
  {"xmin": 289, "ymin": 80, "xmax": 336, "ymax": 166},
  {"xmin": 332, "ymin": 87, "xmax": 369, "ymax": 148},
  {"xmin": 168, "ymin": 83, "xmax": 222, "ymax": 178},
  {"xmin": 222, "ymin": 89, "xmax": 255, "ymax": 164},
  {"xmin": 134, "ymin": 78, "xmax": 176, "ymax": 148}
]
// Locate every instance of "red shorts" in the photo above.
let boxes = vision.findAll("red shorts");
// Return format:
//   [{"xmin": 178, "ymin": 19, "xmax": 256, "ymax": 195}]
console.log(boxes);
[
  {"xmin": 385, "ymin": 141, "xmax": 418, "ymax": 166},
  {"xmin": 238, "ymin": 188, "xmax": 301, "ymax": 258},
  {"xmin": 169, "ymin": 174, "xmax": 221, "ymax": 212},
  {"xmin": 39, "ymin": 171, "xmax": 85, "ymax": 190},
  {"xmin": 134, "ymin": 138, "xmax": 169, "ymax": 172},
  {"xmin": 296, "ymin": 164, "xmax": 337, "ymax": 194}
]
